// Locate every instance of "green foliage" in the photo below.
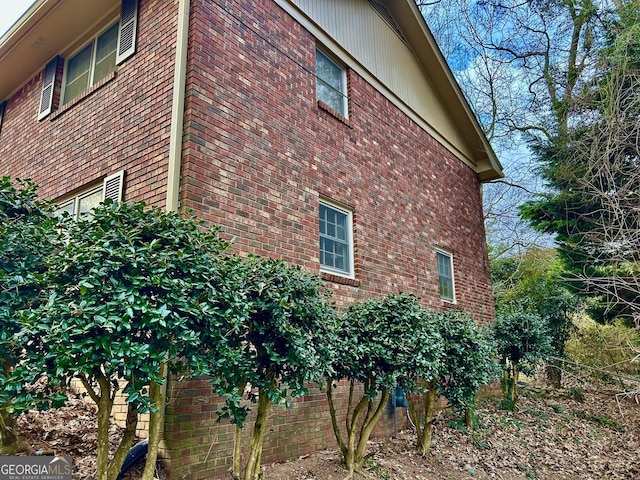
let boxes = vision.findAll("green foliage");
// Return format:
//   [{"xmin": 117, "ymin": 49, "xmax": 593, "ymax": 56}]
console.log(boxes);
[
  {"xmin": 566, "ymin": 319, "xmax": 640, "ymax": 377},
  {"xmin": 520, "ymin": 2, "xmax": 640, "ymax": 324},
  {"xmin": 0, "ymin": 177, "xmax": 60, "ymax": 452},
  {"xmin": 493, "ymin": 312, "xmax": 551, "ymax": 375},
  {"xmin": 571, "ymin": 409, "xmax": 626, "ymax": 432},
  {"xmin": 0, "ymin": 177, "xmax": 58, "ymax": 376},
  {"xmin": 209, "ymin": 255, "xmax": 337, "ymax": 426},
  {"xmin": 408, "ymin": 309, "xmax": 497, "ymax": 456},
  {"xmin": 205, "ymin": 255, "xmax": 336, "ymax": 480},
  {"xmin": 6, "ymin": 200, "xmax": 229, "ymax": 479},
  {"xmin": 11, "ymin": 200, "xmax": 228, "ymax": 412},
  {"xmin": 493, "ymin": 311, "xmax": 552, "ymax": 410},
  {"xmin": 327, "ymin": 293, "xmax": 444, "ymax": 473},
  {"xmin": 333, "ymin": 293, "xmax": 443, "ymax": 393},
  {"xmin": 491, "ymin": 248, "xmax": 580, "ymax": 358},
  {"xmin": 431, "ymin": 310, "xmax": 499, "ymax": 413}
]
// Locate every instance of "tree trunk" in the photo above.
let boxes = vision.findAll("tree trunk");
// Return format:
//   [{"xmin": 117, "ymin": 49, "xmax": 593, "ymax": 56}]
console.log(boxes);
[
  {"xmin": 511, "ymin": 367, "xmax": 520, "ymax": 411},
  {"xmin": 233, "ymin": 424, "xmax": 243, "ymax": 480},
  {"xmin": 408, "ymin": 380, "xmax": 437, "ymax": 456},
  {"xmin": 232, "ymin": 382, "xmax": 249, "ymax": 480},
  {"xmin": 95, "ymin": 376, "xmax": 114, "ymax": 480},
  {"xmin": 352, "ymin": 389, "xmax": 389, "ymax": 471},
  {"xmin": 326, "ymin": 379, "xmax": 390, "ymax": 476},
  {"xmin": 501, "ymin": 368, "xmax": 509, "ymax": 403},
  {"xmin": 465, "ymin": 408, "xmax": 474, "ymax": 431},
  {"xmin": 143, "ymin": 363, "xmax": 168, "ymax": 480},
  {"xmin": 0, "ymin": 359, "xmax": 30, "ymax": 455},
  {"xmin": 0, "ymin": 407, "xmax": 30, "ymax": 455},
  {"xmin": 243, "ymin": 383, "xmax": 274, "ymax": 480},
  {"xmin": 107, "ymin": 402, "xmax": 139, "ymax": 480},
  {"xmin": 343, "ymin": 386, "xmax": 369, "ymax": 476},
  {"xmin": 545, "ymin": 362, "xmax": 562, "ymax": 388},
  {"xmin": 326, "ymin": 380, "xmax": 347, "ymax": 460}
]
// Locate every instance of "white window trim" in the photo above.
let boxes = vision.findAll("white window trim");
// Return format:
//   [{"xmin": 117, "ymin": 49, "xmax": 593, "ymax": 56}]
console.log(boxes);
[
  {"xmin": 60, "ymin": 20, "xmax": 119, "ymax": 106},
  {"xmin": 55, "ymin": 171, "xmax": 124, "ymax": 220},
  {"xmin": 319, "ymin": 198, "xmax": 355, "ymax": 279},
  {"xmin": 436, "ymin": 248, "xmax": 456, "ymax": 303},
  {"xmin": 316, "ymin": 48, "xmax": 348, "ymax": 119}
]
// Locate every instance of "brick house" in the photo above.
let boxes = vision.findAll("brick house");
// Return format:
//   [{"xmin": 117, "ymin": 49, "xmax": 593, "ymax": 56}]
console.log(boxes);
[{"xmin": 0, "ymin": 0, "xmax": 502, "ymax": 477}]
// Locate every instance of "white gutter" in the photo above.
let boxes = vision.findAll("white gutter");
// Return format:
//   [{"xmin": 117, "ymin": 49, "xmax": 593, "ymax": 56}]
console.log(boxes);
[{"xmin": 166, "ymin": 0, "xmax": 190, "ymax": 213}]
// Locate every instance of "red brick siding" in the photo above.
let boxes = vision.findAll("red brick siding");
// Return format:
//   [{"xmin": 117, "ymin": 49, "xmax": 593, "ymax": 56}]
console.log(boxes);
[
  {"xmin": 163, "ymin": 2, "xmax": 495, "ymax": 475},
  {"xmin": 0, "ymin": 0, "xmax": 177, "ymax": 208},
  {"xmin": 180, "ymin": 0, "xmax": 493, "ymax": 319},
  {"xmin": 162, "ymin": 378, "xmax": 408, "ymax": 479}
]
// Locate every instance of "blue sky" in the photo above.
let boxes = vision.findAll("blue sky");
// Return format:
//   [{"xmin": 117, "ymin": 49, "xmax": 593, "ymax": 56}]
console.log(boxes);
[{"xmin": 1, "ymin": 0, "xmax": 34, "ymax": 37}]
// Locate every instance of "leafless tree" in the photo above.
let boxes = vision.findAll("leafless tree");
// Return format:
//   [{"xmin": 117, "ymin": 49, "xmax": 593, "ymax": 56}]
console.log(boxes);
[
  {"xmin": 557, "ymin": 65, "xmax": 640, "ymax": 323},
  {"xmin": 418, "ymin": 0, "xmax": 619, "ymax": 254}
]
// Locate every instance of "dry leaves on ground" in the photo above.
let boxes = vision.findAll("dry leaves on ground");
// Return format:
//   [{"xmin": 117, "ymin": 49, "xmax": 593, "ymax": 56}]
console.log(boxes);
[{"xmin": 12, "ymin": 377, "xmax": 640, "ymax": 479}]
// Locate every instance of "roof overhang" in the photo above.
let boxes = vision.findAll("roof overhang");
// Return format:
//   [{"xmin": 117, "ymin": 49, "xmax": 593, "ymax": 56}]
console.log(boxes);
[
  {"xmin": 389, "ymin": 0, "xmax": 503, "ymax": 181},
  {"xmin": 1, "ymin": 0, "xmax": 503, "ymax": 182},
  {"xmin": 0, "ymin": 0, "xmax": 120, "ymax": 101}
]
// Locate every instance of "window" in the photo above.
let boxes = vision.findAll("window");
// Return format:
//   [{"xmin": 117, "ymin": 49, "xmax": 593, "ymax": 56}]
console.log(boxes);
[
  {"xmin": 437, "ymin": 250, "xmax": 455, "ymax": 302},
  {"xmin": 316, "ymin": 49, "xmax": 347, "ymax": 117},
  {"xmin": 63, "ymin": 23, "xmax": 119, "ymax": 105},
  {"xmin": 38, "ymin": 0, "xmax": 138, "ymax": 118},
  {"xmin": 55, "ymin": 171, "xmax": 124, "ymax": 220},
  {"xmin": 319, "ymin": 201, "xmax": 354, "ymax": 277}
]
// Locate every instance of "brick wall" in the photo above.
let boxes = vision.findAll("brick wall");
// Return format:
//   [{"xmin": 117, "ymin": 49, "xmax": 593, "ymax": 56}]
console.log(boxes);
[
  {"xmin": 162, "ymin": 0, "xmax": 496, "ymax": 477},
  {"xmin": 0, "ymin": 0, "xmax": 177, "ymax": 208},
  {"xmin": 162, "ymin": 378, "xmax": 408, "ymax": 479},
  {"xmin": 180, "ymin": 0, "xmax": 494, "ymax": 321},
  {"xmin": 70, "ymin": 378, "xmax": 150, "ymax": 439}
]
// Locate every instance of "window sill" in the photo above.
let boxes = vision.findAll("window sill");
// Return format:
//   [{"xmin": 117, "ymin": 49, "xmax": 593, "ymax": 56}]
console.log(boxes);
[
  {"xmin": 50, "ymin": 71, "xmax": 117, "ymax": 120},
  {"xmin": 441, "ymin": 300, "xmax": 458, "ymax": 309},
  {"xmin": 317, "ymin": 100, "xmax": 352, "ymax": 128},
  {"xmin": 321, "ymin": 271, "xmax": 360, "ymax": 287}
]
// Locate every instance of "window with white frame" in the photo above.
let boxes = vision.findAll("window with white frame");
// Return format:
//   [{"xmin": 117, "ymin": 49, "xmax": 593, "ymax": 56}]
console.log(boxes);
[
  {"xmin": 38, "ymin": 0, "xmax": 139, "ymax": 119},
  {"xmin": 55, "ymin": 171, "xmax": 124, "ymax": 220},
  {"xmin": 316, "ymin": 49, "xmax": 348, "ymax": 117},
  {"xmin": 319, "ymin": 200, "xmax": 353, "ymax": 276},
  {"xmin": 63, "ymin": 23, "xmax": 119, "ymax": 105},
  {"xmin": 437, "ymin": 250, "xmax": 456, "ymax": 302}
]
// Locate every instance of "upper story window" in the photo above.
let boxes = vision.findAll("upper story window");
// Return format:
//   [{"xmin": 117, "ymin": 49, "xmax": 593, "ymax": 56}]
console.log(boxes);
[
  {"xmin": 38, "ymin": 0, "xmax": 139, "ymax": 120},
  {"xmin": 316, "ymin": 49, "xmax": 348, "ymax": 118},
  {"xmin": 55, "ymin": 171, "xmax": 124, "ymax": 220},
  {"xmin": 437, "ymin": 250, "xmax": 456, "ymax": 303},
  {"xmin": 63, "ymin": 23, "xmax": 119, "ymax": 105},
  {"xmin": 319, "ymin": 200, "xmax": 354, "ymax": 277}
]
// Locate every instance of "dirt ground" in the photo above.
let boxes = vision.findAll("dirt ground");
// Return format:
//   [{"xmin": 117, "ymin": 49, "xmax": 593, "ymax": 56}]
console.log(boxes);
[{"xmin": 12, "ymin": 377, "xmax": 640, "ymax": 479}]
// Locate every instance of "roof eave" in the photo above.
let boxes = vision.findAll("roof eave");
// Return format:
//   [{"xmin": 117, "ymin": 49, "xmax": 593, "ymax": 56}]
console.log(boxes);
[
  {"xmin": 0, "ymin": 0, "xmax": 120, "ymax": 101},
  {"xmin": 391, "ymin": 1, "xmax": 504, "ymax": 182}
]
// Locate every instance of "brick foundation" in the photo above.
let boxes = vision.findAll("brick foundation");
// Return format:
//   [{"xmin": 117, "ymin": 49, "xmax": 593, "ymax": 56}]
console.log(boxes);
[{"xmin": 161, "ymin": 378, "xmax": 409, "ymax": 479}]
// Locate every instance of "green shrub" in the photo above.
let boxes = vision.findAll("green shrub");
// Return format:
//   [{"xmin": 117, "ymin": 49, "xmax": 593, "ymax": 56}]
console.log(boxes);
[
  {"xmin": 566, "ymin": 318, "xmax": 640, "ymax": 377},
  {"xmin": 493, "ymin": 311, "xmax": 552, "ymax": 410}
]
